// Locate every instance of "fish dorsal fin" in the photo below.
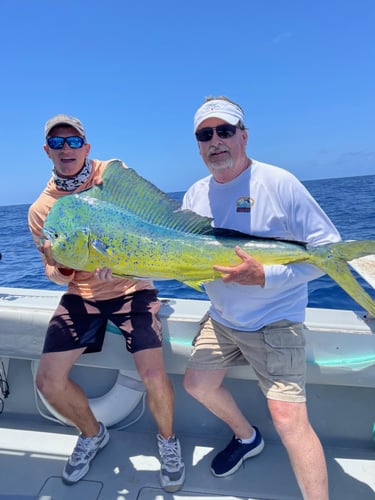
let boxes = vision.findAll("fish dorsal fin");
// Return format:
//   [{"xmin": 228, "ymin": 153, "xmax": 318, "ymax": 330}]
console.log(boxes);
[{"xmin": 80, "ymin": 160, "xmax": 216, "ymax": 235}]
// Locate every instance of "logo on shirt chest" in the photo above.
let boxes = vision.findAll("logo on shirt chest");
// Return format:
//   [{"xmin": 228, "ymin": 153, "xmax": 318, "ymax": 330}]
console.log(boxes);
[{"xmin": 236, "ymin": 196, "xmax": 254, "ymax": 213}]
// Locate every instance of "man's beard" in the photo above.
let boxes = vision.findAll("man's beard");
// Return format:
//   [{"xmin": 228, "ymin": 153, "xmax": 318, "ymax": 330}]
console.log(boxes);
[{"xmin": 207, "ymin": 155, "xmax": 233, "ymax": 172}]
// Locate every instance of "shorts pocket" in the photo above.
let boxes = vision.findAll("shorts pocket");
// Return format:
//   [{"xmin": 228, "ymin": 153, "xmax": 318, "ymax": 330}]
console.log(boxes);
[
  {"xmin": 191, "ymin": 311, "xmax": 210, "ymax": 347},
  {"xmin": 263, "ymin": 323, "xmax": 306, "ymax": 376}
]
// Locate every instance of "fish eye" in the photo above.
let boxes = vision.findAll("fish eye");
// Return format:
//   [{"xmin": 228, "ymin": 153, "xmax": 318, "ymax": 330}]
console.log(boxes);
[{"xmin": 54, "ymin": 233, "xmax": 59, "ymax": 238}]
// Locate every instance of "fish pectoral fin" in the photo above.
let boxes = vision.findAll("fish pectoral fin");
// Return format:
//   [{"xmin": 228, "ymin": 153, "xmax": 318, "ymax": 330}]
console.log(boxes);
[
  {"xmin": 91, "ymin": 239, "xmax": 109, "ymax": 257},
  {"xmin": 182, "ymin": 280, "xmax": 206, "ymax": 292}
]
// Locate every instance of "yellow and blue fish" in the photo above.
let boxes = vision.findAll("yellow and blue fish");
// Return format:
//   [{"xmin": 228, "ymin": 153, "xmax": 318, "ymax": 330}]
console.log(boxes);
[{"xmin": 43, "ymin": 161, "xmax": 375, "ymax": 316}]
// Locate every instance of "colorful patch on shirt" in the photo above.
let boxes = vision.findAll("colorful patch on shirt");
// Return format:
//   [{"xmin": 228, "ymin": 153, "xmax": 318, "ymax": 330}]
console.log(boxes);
[{"xmin": 236, "ymin": 196, "xmax": 254, "ymax": 213}]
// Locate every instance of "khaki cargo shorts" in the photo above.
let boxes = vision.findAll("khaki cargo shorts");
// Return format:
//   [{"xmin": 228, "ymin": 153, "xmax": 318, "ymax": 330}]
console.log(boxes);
[{"xmin": 187, "ymin": 314, "xmax": 307, "ymax": 403}]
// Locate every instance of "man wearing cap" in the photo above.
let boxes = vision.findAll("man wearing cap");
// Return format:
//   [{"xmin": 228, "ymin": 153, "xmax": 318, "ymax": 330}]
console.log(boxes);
[
  {"xmin": 28, "ymin": 114, "xmax": 185, "ymax": 491},
  {"xmin": 182, "ymin": 96, "xmax": 340, "ymax": 499}
]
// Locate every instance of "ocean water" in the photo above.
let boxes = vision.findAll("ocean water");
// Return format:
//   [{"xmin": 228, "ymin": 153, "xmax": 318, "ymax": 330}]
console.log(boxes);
[{"xmin": 0, "ymin": 174, "xmax": 374, "ymax": 311}]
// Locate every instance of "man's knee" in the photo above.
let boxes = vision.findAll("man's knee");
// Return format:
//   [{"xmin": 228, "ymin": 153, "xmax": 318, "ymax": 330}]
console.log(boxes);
[
  {"xmin": 36, "ymin": 368, "xmax": 63, "ymax": 402},
  {"xmin": 268, "ymin": 399, "xmax": 308, "ymax": 435},
  {"xmin": 140, "ymin": 366, "xmax": 169, "ymax": 391},
  {"xmin": 183, "ymin": 370, "xmax": 205, "ymax": 400},
  {"xmin": 35, "ymin": 358, "xmax": 70, "ymax": 401}
]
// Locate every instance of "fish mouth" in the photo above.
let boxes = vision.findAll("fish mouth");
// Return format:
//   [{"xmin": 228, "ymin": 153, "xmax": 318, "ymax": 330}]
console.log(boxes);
[{"xmin": 42, "ymin": 227, "xmax": 56, "ymax": 242}]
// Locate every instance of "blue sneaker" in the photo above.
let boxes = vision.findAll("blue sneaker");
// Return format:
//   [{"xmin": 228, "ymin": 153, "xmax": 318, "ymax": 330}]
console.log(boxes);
[
  {"xmin": 62, "ymin": 422, "xmax": 110, "ymax": 484},
  {"xmin": 211, "ymin": 426, "xmax": 264, "ymax": 477}
]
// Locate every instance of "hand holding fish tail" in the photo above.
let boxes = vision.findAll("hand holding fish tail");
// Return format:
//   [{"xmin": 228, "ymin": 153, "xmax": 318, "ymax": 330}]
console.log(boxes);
[{"xmin": 213, "ymin": 246, "xmax": 265, "ymax": 287}]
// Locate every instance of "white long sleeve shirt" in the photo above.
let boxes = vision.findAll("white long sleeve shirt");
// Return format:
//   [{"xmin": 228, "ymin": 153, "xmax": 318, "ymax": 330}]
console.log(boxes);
[{"xmin": 182, "ymin": 160, "xmax": 341, "ymax": 330}]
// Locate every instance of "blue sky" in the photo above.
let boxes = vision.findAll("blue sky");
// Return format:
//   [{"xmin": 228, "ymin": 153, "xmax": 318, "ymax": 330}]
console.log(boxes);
[{"xmin": 1, "ymin": 0, "xmax": 374, "ymax": 206}]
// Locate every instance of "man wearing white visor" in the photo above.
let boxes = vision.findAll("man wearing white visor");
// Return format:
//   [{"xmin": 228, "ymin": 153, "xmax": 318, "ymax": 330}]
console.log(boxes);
[{"xmin": 182, "ymin": 96, "xmax": 340, "ymax": 500}]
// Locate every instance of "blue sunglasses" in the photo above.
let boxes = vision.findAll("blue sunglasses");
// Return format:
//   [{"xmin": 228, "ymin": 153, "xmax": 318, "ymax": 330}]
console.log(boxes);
[{"xmin": 47, "ymin": 136, "xmax": 85, "ymax": 149}]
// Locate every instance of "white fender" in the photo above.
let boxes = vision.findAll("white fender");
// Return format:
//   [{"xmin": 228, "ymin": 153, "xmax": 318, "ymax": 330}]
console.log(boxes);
[{"xmin": 31, "ymin": 361, "xmax": 145, "ymax": 427}]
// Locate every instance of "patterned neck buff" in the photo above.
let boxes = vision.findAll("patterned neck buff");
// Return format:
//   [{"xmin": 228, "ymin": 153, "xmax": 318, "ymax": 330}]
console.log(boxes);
[{"xmin": 52, "ymin": 158, "xmax": 92, "ymax": 191}]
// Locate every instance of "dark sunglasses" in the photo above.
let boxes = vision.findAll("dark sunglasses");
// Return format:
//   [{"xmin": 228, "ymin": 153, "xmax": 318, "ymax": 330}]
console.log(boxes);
[
  {"xmin": 47, "ymin": 136, "xmax": 85, "ymax": 149},
  {"xmin": 195, "ymin": 124, "xmax": 240, "ymax": 142}
]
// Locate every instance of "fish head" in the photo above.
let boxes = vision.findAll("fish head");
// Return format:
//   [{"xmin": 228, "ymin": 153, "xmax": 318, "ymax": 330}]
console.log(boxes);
[{"xmin": 42, "ymin": 225, "xmax": 91, "ymax": 270}]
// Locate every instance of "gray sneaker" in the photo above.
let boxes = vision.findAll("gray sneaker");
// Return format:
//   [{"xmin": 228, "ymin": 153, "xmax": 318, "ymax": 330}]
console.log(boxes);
[
  {"xmin": 157, "ymin": 434, "xmax": 185, "ymax": 492},
  {"xmin": 62, "ymin": 422, "xmax": 110, "ymax": 484}
]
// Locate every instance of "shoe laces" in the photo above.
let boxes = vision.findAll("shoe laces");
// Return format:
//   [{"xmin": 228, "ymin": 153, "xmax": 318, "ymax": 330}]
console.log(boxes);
[
  {"xmin": 70, "ymin": 434, "xmax": 98, "ymax": 464},
  {"xmin": 222, "ymin": 436, "xmax": 243, "ymax": 454},
  {"xmin": 158, "ymin": 435, "xmax": 182, "ymax": 470}
]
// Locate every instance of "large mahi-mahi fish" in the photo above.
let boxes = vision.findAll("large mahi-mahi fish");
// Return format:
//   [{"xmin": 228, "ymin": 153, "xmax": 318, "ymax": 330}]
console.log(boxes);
[{"xmin": 43, "ymin": 160, "xmax": 375, "ymax": 316}]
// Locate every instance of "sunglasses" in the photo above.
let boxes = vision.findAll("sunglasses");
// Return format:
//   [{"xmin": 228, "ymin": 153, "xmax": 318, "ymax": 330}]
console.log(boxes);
[
  {"xmin": 195, "ymin": 124, "xmax": 240, "ymax": 142},
  {"xmin": 47, "ymin": 136, "xmax": 85, "ymax": 149}
]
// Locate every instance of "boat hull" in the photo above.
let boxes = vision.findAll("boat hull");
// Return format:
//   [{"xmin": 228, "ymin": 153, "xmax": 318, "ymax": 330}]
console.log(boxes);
[{"xmin": 0, "ymin": 287, "xmax": 374, "ymax": 499}]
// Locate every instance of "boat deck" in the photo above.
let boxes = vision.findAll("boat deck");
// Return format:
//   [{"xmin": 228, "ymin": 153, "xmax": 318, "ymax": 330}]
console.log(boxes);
[{"xmin": 0, "ymin": 288, "xmax": 374, "ymax": 499}]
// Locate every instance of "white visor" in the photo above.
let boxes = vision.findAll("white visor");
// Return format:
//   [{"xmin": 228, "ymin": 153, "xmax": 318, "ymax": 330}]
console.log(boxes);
[{"xmin": 194, "ymin": 99, "xmax": 244, "ymax": 132}]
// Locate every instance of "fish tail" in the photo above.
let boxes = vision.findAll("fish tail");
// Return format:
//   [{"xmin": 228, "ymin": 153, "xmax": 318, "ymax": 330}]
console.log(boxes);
[
  {"xmin": 310, "ymin": 241, "xmax": 375, "ymax": 316},
  {"xmin": 323, "ymin": 240, "xmax": 375, "ymax": 262}
]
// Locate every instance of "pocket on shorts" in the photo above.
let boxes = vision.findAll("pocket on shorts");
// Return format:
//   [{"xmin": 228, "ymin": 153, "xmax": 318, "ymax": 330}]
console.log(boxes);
[
  {"xmin": 191, "ymin": 311, "xmax": 210, "ymax": 347},
  {"xmin": 263, "ymin": 322, "xmax": 306, "ymax": 376}
]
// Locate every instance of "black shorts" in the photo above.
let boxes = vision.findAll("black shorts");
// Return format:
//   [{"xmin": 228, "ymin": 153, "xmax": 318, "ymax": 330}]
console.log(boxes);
[{"xmin": 42, "ymin": 289, "xmax": 162, "ymax": 354}]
